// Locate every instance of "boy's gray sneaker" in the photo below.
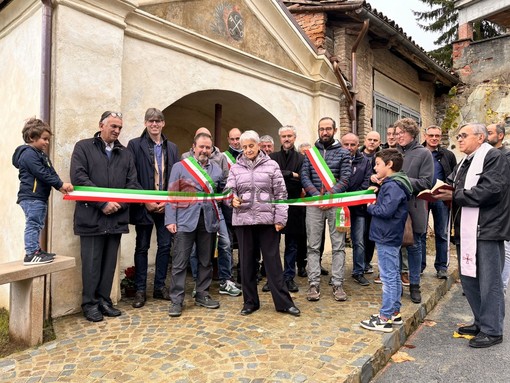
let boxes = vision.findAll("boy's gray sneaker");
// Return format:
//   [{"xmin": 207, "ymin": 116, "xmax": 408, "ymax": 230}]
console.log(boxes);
[
  {"xmin": 24, "ymin": 251, "xmax": 54, "ymax": 266},
  {"xmin": 333, "ymin": 285, "xmax": 348, "ymax": 301},
  {"xmin": 195, "ymin": 295, "xmax": 220, "ymax": 309},
  {"xmin": 219, "ymin": 280, "xmax": 242, "ymax": 297}
]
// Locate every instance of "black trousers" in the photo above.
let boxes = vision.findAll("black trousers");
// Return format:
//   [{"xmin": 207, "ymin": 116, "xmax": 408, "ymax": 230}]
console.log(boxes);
[
  {"xmin": 80, "ymin": 234, "xmax": 122, "ymax": 311},
  {"xmin": 235, "ymin": 225, "xmax": 294, "ymax": 311}
]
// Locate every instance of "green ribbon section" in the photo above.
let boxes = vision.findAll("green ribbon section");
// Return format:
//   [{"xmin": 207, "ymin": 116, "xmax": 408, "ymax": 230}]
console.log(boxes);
[{"xmin": 270, "ymin": 189, "xmax": 375, "ymax": 204}]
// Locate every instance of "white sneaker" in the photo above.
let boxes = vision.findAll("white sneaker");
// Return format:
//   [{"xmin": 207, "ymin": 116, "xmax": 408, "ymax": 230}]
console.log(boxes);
[
  {"xmin": 219, "ymin": 280, "xmax": 242, "ymax": 297},
  {"xmin": 370, "ymin": 313, "xmax": 402, "ymax": 325},
  {"xmin": 360, "ymin": 315, "xmax": 393, "ymax": 333}
]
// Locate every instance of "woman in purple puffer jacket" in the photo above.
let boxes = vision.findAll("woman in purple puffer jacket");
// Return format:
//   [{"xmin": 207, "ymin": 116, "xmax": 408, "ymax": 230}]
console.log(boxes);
[{"xmin": 225, "ymin": 130, "xmax": 300, "ymax": 317}]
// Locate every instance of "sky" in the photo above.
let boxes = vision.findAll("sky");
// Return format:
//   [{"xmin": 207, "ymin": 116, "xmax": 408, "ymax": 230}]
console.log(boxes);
[{"xmin": 366, "ymin": 0, "xmax": 442, "ymax": 51}]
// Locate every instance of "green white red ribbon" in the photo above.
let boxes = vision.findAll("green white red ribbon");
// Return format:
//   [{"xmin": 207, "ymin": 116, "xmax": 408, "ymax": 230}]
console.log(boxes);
[
  {"xmin": 305, "ymin": 147, "xmax": 336, "ymax": 192},
  {"xmin": 65, "ymin": 187, "xmax": 375, "ymax": 207},
  {"xmin": 270, "ymin": 189, "xmax": 375, "ymax": 207},
  {"xmin": 64, "ymin": 186, "xmax": 233, "ymax": 204},
  {"xmin": 181, "ymin": 157, "xmax": 216, "ymax": 193}
]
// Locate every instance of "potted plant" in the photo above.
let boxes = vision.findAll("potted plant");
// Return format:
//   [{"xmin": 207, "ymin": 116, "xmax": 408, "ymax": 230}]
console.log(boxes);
[{"xmin": 121, "ymin": 266, "xmax": 136, "ymax": 297}]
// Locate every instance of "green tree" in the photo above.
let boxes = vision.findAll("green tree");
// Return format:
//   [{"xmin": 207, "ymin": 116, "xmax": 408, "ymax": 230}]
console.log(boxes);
[{"xmin": 413, "ymin": 0, "xmax": 504, "ymax": 67}]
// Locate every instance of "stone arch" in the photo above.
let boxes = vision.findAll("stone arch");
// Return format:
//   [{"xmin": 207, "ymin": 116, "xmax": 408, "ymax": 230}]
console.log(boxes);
[{"xmin": 162, "ymin": 90, "xmax": 283, "ymax": 153}]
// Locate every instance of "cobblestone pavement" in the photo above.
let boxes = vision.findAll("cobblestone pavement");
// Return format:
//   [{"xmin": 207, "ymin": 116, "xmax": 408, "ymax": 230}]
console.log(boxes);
[{"xmin": 1, "ymin": 248, "xmax": 458, "ymax": 383}]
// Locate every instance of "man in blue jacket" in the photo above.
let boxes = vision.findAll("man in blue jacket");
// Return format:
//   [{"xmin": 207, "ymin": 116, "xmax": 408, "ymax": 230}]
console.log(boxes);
[
  {"xmin": 127, "ymin": 108, "xmax": 179, "ymax": 309},
  {"xmin": 300, "ymin": 117, "xmax": 351, "ymax": 302},
  {"xmin": 165, "ymin": 133, "xmax": 223, "ymax": 317}
]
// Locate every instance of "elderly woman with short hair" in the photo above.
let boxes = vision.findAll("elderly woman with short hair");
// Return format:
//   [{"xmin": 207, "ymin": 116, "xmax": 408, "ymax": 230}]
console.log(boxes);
[{"xmin": 226, "ymin": 130, "xmax": 300, "ymax": 316}]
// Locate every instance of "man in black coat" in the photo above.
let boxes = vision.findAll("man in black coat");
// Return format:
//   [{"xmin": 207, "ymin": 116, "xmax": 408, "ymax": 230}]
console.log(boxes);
[
  {"xmin": 71, "ymin": 111, "xmax": 139, "ymax": 322},
  {"xmin": 270, "ymin": 126, "xmax": 305, "ymax": 292},
  {"xmin": 127, "ymin": 108, "xmax": 179, "ymax": 308}
]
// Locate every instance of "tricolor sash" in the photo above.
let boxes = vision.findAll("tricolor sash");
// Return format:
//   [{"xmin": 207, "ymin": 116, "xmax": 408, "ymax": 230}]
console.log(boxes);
[
  {"xmin": 305, "ymin": 146, "xmax": 336, "ymax": 192},
  {"xmin": 181, "ymin": 157, "xmax": 220, "ymax": 219},
  {"xmin": 223, "ymin": 152, "xmax": 236, "ymax": 169}
]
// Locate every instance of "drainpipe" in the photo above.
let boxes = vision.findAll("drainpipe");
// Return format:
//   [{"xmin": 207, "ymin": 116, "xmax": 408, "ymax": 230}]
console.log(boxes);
[
  {"xmin": 287, "ymin": 1, "xmax": 364, "ymax": 13},
  {"xmin": 350, "ymin": 19, "xmax": 369, "ymax": 133},
  {"xmin": 214, "ymin": 104, "xmax": 222, "ymax": 149},
  {"xmin": 41, "ymin": 0, "xmax": 52, "ymax": 123}
]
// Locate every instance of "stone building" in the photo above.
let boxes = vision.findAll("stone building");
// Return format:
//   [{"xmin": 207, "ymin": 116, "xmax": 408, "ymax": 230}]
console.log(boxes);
[
  {"xmin": 448, "ymin": 0, "xmax": 510, "ymax": 133},
  {"xmin": 0, "ymin": 0, "xmax": 457, "ymax": 317}
]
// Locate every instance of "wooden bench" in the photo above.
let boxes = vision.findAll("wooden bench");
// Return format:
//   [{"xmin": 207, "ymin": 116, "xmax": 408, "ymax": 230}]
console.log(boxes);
[{"xmin": 0, "ymin": 256, "xmax": 75, "ymax": 346}]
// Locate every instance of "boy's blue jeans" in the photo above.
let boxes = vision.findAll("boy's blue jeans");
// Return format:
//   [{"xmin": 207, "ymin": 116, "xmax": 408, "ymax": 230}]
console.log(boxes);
[
  {"xmin": 377, "ymin": 243, "xmax": 402, "ymax": 319},
  {"xmin": 19, "ymin": 199, "xmax": 47, "ymax": 255}
]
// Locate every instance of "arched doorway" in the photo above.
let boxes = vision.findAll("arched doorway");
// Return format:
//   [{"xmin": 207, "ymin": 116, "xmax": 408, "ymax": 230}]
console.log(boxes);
[{"xmin": 162, "ymin": 90, "xmax": 282, "ymax": 153}]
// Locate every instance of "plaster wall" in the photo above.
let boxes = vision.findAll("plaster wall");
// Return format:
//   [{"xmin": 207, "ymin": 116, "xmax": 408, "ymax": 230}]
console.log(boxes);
[
  {"xmin": 49, "ymin": 4, "xmax": 126, "ymax": 316},
  {"xmin": 0, "ymin": 1, "xmax": 42, "ymax": 309}
]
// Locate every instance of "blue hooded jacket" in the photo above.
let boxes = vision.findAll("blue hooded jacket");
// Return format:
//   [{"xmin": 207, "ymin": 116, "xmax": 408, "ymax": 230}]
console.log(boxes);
[
  {"xmin": 12, "ymin": 145, "xmax": 63, "ymax": 204},
  {"xmin": 367, "ymin": 172, "xmax": 412, "ymax": 246}
]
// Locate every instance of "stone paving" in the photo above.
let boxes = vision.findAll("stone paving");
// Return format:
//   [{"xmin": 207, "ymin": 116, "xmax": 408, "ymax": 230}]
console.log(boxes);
[{"xmin": 0, "ymin": 248, "xmax": 458, "ymax": 383}]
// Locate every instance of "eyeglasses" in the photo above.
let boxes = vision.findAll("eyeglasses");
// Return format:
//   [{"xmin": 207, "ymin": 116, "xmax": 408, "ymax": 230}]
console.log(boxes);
[
  {"xmin": 427, "ymin": 134, "xmax": 441, "ymax": 138},
  {"xmin": 456, "ymin": 132, "xmax": 479, "ymax": 140},
  {"xmin": 318, "ymin": 127, "xmax": 334, "ymax": 133},
  {"xmin": 100, "ymin": 111, "xmax": 122, "ymax": 123},
  {"xmin": 147, "ymin": 119, "xmax": 162, "ymax": 124}
]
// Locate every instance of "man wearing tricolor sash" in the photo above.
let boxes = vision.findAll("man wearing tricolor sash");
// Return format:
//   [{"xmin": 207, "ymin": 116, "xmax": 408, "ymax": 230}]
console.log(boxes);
[
  {"xmin": 300, "ymin": 117, "xmax": 352, "ymax": 302},
  {"xmin": 436, "ymin": 123, "xmax": 510, "ymax": 348},
  {"xmin": 165, "ymin": 133, "xmax": 224, "ymax": 317}
]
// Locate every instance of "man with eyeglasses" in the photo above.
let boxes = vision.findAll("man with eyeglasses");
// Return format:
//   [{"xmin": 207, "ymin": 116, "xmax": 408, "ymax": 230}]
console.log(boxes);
[
  {"xmin": 301, "ymin": 117, "xmax": 351, "ymax": 302},
  {"xmin": 71, "ymin": 111, "xmax": 139, "ymax": 322},
  {"xmin": 435, "ymin": 123, "xmax": 510, "ymax": 348},
  {"xmin": 394, "ymin": 118, "xmax": 434, "ymax": 304},
  {"xmin": 421, "ymin": 125, "xmax": 457, "ymax": 280},
  {"xmin": 127, "ymin": 108, "xmax": 179, "ymax": 309}
]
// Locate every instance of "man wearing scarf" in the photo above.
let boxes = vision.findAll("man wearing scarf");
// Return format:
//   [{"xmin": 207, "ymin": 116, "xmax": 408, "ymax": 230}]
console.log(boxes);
[{"xmin": 436, "ymin": 123, "xmax": 510, "ymax": 348}]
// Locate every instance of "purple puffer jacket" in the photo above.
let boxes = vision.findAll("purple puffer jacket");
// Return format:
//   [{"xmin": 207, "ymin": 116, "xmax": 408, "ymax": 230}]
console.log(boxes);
[{"xmin": 225, "ymin": 151, "xmax": 288, "ymax": 226}]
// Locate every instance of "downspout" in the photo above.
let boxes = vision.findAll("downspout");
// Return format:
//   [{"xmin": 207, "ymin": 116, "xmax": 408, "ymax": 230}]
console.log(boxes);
[
  {"xmin": 41, "ymin": 0, "xmax": 52, "ymax": 123},
  {"xmin": 40, "ymin": 0, "xmax": 53, "ymax": 320},
  {"xmin": 350, "ymin": 19, "xmax": 369, "ymax": 133}
]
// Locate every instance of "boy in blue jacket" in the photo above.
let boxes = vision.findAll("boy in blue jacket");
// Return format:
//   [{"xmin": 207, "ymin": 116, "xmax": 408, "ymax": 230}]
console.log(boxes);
[
  {"xmin": 360, "ymin": 149, "xmax": 412, "ymax": 332},
  {"xmin": 12, "ymin": 118, "xmax": 73, "ymax": 265}
]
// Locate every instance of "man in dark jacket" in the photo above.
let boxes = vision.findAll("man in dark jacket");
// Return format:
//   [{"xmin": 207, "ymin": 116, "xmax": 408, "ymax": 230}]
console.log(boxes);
[
  {"xmin": 127, "ymin": 108, "xmax": 179, "ymax": 309},
  {"xmin": 341, "ymin": 133, "xmax": 372, "ymax": 286},
  {"xmin": 270, "ymin": 126, "xmax": 305, "ymax": 292},
  {"xmin": 421, "ymin": 125, "xmax": 457, "ymax": 279},
  {"xmin": 437, "ymin": 123, "xmax": 510, "ymax": 348},
  {"xmin": 71, "ymin": 111, "xmax": 139, "ymax": 322},
  {"xmin": 301, "ymin": 117, "xmax": 351, "ymax": 302}
]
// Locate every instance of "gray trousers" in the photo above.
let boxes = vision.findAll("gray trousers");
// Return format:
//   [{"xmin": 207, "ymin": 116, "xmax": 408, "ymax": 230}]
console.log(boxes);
[
  {"xmin": 169, "ymin": 212, "xmax": 214, "ymax": 305},
  {"xmin": 305, "ymin": 206, "xmax": 346, "ymax": 286},
  {"xmin": 457, "ymin": 240, "xmax": 506, "ymax": 336}
]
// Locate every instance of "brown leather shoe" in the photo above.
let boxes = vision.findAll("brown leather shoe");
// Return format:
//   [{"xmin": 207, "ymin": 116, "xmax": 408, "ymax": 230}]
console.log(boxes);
[
  {"xmin": 401, "ymin": 272, "xmax": 410, "ymax": 286},
  {"xmin": 132, "ymin": 291, "xmax": 146, "ymax": 308}
]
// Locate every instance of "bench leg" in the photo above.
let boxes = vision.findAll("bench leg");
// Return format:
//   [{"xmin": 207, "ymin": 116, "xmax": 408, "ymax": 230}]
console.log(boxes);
[{"xmin": 9, "ymin": 276, "xmax": 44, "ymax": 347}]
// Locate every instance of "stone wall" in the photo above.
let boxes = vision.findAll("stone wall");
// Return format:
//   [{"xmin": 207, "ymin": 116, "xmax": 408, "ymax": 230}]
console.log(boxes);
[{"xmin": 438, "ymin": 34, "xmax": 510, "ymax": 152}]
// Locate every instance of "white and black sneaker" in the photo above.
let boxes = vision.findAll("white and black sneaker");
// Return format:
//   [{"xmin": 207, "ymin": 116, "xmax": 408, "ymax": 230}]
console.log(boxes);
[
  {"xmin": 360, "ymin": 315, "xmax": 393, "ymax": 333},
  {"xmin": 24, "ymin": 251, "xmax": 54, "ymax": 266}
]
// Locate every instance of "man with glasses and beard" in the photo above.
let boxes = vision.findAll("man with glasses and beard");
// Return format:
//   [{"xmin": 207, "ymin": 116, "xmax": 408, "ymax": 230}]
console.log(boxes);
[{"xmin": 300, "ymin": 117, "xmax": 351, "ymax": 302}]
